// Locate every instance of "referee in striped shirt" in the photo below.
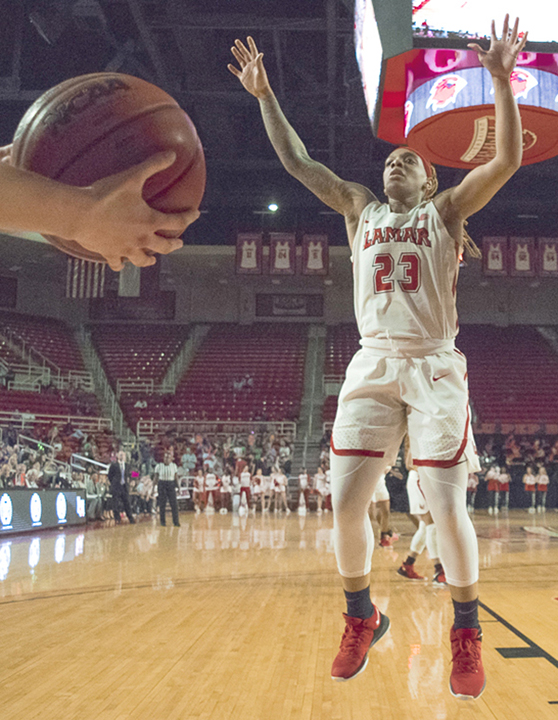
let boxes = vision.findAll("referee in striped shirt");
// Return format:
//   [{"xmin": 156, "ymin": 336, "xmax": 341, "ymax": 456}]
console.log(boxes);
[{"xmin": 154, "ymin": 451, "xmax": 180, "ymax": 527}]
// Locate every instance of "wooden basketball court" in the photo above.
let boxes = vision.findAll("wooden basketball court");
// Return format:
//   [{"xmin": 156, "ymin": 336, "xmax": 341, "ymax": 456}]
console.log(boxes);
[{"xmin": 1, "ymin": 510, "xmax": 557, "ymax": 719}]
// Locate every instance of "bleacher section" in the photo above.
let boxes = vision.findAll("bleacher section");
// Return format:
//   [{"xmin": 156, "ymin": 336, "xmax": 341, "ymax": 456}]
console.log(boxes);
[
  {"xmin": 0, "ymin": 313, "xmax": 86, "ymax": 372},
  {"xmin": 124, "ymin": 323, "xmax": 308, "ymax": 430},
  {"xmin": 457, "ymin": 326, "xmax": 558, "ymax": 429},
  {"xmin": 0, "ymin": 313, "xmax": 100, "ymax": 422},
  {"xmin": 323, "ymin": 324, "xmax": 360, "ymax": 425},
  {"xmin": 92, "ymin": 324, "xmax": 188, "ymax": 386}
]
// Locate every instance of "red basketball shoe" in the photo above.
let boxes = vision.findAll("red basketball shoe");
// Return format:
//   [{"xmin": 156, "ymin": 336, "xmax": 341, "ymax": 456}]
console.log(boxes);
[
  {"xmin": 397, "ymin": 563, "xmax": 425, "ymax": 580},
  {"xmin": 449, "ymin": 626, "xmax": 486, "ymax": 700},
  {"xmin": 432, "ymin": 568, "xmax": 447, "ymax": 586},
  {"xmin": 331, "ymin": 606, "xmax": 390, "ymax": 681}
]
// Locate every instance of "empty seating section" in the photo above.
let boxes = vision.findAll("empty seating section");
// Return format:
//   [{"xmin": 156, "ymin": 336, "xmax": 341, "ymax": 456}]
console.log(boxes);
[
  {"xmin": 0, "ymin": 313, "xmax": 86, "ymax": 371},
  {"xmin": 0, "ymin": 390, "xmax": 75, "ymax": 416},
  {"xmin": 0, "ymin": 337, "xmax": 24, "ymax": 366},
  {"xmin": 325, "ymin": 324, "xmax": 360, "ymax": 376},
  {"xmin": 128, "ymin": 324, "xmax": 308, "ymax": 426},
  {"xmin": 92, "ymin": 325, "xmax": 188, "ymax": 385},
  {"xmin": 456, "ymin": 326, "xmax": 558, "ymax": 426},
  {"xmin": 323, "ymin": 325, "xmax": 360, "ymax": 423}
]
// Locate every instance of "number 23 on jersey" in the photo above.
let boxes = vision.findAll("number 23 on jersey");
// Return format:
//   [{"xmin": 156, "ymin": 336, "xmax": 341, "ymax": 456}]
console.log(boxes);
[{"xmin": 373, "ymin": 252, "xmax": 421, "ymax": 293}]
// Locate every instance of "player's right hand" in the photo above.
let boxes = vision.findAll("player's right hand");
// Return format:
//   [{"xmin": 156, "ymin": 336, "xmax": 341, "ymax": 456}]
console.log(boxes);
[
  {"xmin": 228, "ymin": 36, "xmax": 271, "ymax": 99},
  {"xmin": 75, "ymin": 151, "xmax": 200, "ymax": 272}
]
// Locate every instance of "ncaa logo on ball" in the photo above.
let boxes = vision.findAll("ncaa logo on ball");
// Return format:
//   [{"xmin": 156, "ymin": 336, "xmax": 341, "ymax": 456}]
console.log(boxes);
[{"xmin": 43, "ymin": 77, "xmax": 130, "ymax": 134}]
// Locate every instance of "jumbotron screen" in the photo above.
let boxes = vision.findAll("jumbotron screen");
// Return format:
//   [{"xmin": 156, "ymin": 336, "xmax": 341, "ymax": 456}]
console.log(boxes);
[{"xmin": 413, "ymin": 1, "xmax": 557, "ymax": 43}]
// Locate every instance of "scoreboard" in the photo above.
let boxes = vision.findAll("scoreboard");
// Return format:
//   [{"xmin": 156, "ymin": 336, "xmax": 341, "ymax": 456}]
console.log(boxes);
[{"xmin": 355, "ymin": 0, "xmax": 558, "ymax": 168}]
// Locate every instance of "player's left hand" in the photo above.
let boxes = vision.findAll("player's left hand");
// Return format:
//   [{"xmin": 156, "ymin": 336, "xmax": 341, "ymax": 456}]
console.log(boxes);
[{"xmin": 468, "ymin": 15, "xmax": 528, "ymax": 79}]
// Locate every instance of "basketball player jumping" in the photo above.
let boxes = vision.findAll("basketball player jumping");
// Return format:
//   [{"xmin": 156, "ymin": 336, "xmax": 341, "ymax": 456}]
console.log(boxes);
[
  {"xmin": 229, "ymin": 15, "xmax": 527, "ymax": 700},
  {"xmin": 0, "ymin": 145, "xmax": 199, "ymax": 271}
]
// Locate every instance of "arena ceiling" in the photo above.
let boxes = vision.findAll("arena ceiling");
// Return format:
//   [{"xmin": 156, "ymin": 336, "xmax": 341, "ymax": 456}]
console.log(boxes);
[{"xmin": 1, "ymin": 0, "xmax": 558, "ymax": 257}]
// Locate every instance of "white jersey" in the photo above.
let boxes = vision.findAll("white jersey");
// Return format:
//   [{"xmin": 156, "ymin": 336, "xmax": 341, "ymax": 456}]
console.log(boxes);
[
  {"xmin": 205, "ymin": 473, "xmax": 217, "ymax": 490},
  {"xmin": 240, "ymin": 470, "xmax": 252, "ymax": 488},
  {"xmin": 353, "ymin": 200, "xmax": 459, "ymax": 352}
]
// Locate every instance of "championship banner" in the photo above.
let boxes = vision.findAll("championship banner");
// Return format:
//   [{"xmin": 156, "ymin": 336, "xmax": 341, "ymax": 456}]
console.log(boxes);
[
  {"xmin": 236, "ymin": 232, "xmax": 262, "ymax": 274},
  {"xmin": 65, "ymin": 258, "xmax": 105, "ymax": 299},
  {"xmin": 269, "ymin": 233, "xmax": 296, "ymax": 275},
  {"xmin": 510, "ymin": 237, "xmax": 536, "ymax": 277},
  {"xmin": 302, "ymin": 234, "xmax": 329, "ymax": 275},
  {"xmin": 482, "ymin": 237, "xmax": 508, "ymax": 277},
  {"xmin": 537, "ymin": 238, "xmax": 558, "ymax": 277}
]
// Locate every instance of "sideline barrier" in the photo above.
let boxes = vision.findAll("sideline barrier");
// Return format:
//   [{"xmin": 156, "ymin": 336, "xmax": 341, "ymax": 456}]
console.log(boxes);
[{"xmin": 0, "ymin": 489, "xmax": 86, "ymax": 535}]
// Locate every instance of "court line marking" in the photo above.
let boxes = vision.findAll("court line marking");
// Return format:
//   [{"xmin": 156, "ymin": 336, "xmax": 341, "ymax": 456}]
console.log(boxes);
[{"xmin": 479, "ymin": 600, "xmax": 558, "ymax": 670}]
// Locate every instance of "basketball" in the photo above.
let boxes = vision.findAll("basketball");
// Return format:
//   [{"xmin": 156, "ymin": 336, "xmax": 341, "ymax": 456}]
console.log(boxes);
[{"xmin": 11, "ymin": 72, "xmax": 206, "ymax": 263}]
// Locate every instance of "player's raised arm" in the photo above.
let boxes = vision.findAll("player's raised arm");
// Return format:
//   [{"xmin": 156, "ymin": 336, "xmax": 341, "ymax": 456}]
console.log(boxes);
[
  {"xmin": 0, "ymin": 147, "xmax": 200, "ymax": 271},
  {"xmin": 437, "ymin": 15, "xmax": 527, "ymax": 221},
  {"xmin": 228, "ymin": 37, "xmax": 375, "ymax": 227}
]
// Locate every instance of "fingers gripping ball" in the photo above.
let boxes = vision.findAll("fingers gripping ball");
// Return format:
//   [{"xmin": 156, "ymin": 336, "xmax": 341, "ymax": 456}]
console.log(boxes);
[{"xmin": 12, "ymin": 73, "xmax": 206, "ymax": 262}]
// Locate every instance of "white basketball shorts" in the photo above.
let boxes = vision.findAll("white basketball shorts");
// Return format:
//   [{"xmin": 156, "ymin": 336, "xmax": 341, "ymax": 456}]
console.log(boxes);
[
  {"xmin": 370, "ymin": 473, "xmax": 390, "ymax": 503},
  {"xmin": 331, "ymin": 345, "xmax": 480, "ymax": 472},
  {"xmin": 407, "ymin": 469, "xmax": 428, "ymax": 515}
]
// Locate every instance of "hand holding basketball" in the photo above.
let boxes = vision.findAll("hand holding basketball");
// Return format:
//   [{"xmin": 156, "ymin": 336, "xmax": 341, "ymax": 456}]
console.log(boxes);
[
  {"xmin": 12, "ymin": 72, "xmax": 206, "ymax": 266},
  {"xmin": 78, "ymin": 151, "xmax": 200, "ymax": 271},
  {"xmin": 467, "ymin": 15, "xmax": 528, "ymax": 79},
  {"xmin": 228, "ymin": 37, "xmax": 271, "ymax": 99}
]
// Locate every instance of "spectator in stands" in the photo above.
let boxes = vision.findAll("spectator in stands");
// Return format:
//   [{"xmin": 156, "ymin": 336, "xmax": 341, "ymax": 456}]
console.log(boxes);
[
  {"xmin": 536, "ymin": 464, "xmax": 549, "ymax": 513},
  {"xmin": 85, "ymin": 470, "xmax": 104, "ymax": 520},
  {"xmin": 108, "ymin": 450, "xmax": 136, "ymax": 524},
  {"xmin": 181, "ymin": 446, "xmax": 197, "ymax": 474},
  {"xmin": 26, "ymin": 461, "xmax": 43, "ymax": 489},
  {"xmin": 523, "ymin": 465, "xmax": 537, "ymax": 514},
  {"xmin": 0, "ymin": 463, "xmax": 10, "ymax": 488},
  {"xmin": 279, "ymin": 439, "xmax": 292, "ymax": 475},
  {"xmin": 154, "ymin": 451, "xmax": 180, "ymax": 526},
  {"xmin": 136, "ymin": 474, "xmax": 154, "ymax": 515}
]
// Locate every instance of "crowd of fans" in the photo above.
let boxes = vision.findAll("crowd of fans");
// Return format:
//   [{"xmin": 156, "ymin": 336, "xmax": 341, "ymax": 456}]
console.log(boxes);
[{"xmin": 2, "ymin": 422, "xmax": 558, "ymax": 520}]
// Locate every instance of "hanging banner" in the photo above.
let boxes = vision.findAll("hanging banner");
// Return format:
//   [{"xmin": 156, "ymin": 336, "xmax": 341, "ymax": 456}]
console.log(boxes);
[
  {"xmin": 236, "ymin": 232, "xmax": 262, "ymax": 274},
  {"xmin": 538, "ymin": 238, "xmax": 558, "ymax": 277},
  {"xmin": 65, "ymin": 258, "xmax": 105, "ymax": 299},
  {"xmin": 510, "ymin": 237, "xmax": 536, "ymax": 277},
  {"xmin": 302, "ymin": 234, "xmax": 329, "ymax": 275},
  {"xmin": 482, "ymin": 237, "xmax": 508, "ymax": 277},
  {"xmin": 269, "ymin": 233, "xmax": 296, "ymax": 275}
]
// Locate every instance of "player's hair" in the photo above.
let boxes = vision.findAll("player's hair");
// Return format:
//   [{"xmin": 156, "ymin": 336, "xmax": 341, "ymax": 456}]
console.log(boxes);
[{"xmin": 425, "ymin": 165, "xmax": 482, "ymax": 260}]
